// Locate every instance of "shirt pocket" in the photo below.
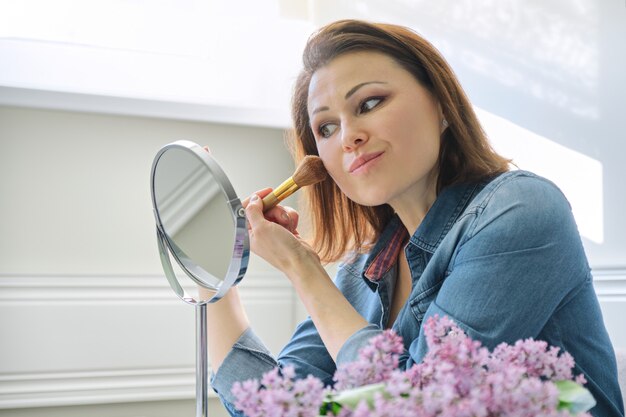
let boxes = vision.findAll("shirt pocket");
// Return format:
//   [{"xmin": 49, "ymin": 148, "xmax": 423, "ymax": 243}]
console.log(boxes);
[{"xmin": 409, "ymin": 280, "xmax": 444, "ymax": 323}]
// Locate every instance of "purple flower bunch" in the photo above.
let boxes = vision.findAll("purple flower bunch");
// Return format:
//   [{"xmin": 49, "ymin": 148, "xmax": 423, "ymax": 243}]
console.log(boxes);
[
  {"xmin": 231, "ymin": 315, "xmax": 595, "ymax": 417},
  {"xmin": 333, "ymin": 329, "xmax": 404, "ymax": 390},
  {"xmin": 231, "ymin": 365, "xmax": 326, "ymax": 417}
]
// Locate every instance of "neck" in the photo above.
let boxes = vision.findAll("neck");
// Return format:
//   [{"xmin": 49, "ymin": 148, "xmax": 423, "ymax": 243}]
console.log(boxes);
[
  {"xmin": 390, "ymin": 173, "xmax": 438, "ymax": 236},
  {"xmin": 393, "ymin": 198, "xmax": 433, "ymax": 236}
]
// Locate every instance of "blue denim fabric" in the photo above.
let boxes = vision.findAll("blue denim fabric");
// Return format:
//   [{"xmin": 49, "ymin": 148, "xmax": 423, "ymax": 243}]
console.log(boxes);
[{"xmin": 211, "ymin": 170, "xmax": 624, "ymax": 417}]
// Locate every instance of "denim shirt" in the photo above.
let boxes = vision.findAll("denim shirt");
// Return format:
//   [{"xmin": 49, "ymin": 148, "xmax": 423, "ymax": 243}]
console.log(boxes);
[{"xmin": 211, "ymin": 170, "xmax": 624, "ymax": 417}]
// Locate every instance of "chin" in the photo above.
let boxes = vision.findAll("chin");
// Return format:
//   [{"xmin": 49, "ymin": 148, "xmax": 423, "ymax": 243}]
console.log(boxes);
[
  {"xmin": 338, "ymin": 182, "xmax": 393, "ymax": 207},
  {"xmin": 348, "ymin": 193, "xmax": 391, "ymax": 208}
]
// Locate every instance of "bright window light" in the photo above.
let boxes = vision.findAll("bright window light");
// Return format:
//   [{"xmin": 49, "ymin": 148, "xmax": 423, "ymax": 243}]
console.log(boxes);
[
  {"xmin": 477, "ymin": 107, "xmax": 604, "ymax": 244},
  {"xmin": 0, "ymin": 0, "xmax": 215, "ymax": 57}
]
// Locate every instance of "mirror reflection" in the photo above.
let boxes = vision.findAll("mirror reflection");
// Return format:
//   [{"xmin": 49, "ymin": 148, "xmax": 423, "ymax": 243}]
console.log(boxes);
[{"xmin": 151, "ymin": 141, "xmax": 248, "ymax": 304}]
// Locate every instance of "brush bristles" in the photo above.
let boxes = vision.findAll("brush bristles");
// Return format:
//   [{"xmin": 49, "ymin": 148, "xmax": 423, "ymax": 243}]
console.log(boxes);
[
  {"xmin": 261, "ymin": 156, "xmax": 327, "ymax": 212},
  {"xmin": 292, "ymin": 156, "xmax": 328, "ymax": 187}
]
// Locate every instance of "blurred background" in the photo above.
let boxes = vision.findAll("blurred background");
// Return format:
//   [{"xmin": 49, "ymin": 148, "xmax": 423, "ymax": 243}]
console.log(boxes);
[{"xmin": 1, "ymin": 1, "xmax": 624, "ymax": 416}]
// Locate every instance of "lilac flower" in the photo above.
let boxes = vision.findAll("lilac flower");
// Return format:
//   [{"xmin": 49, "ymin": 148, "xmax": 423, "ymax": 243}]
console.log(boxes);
[
  {"xmin": 490, "ymin": 339, "xmax": 575, "ymax": 381},
  {"xmin": 231, "ymin": 365, "xmax": 324, "ymax": 417},
  {"xmin": 231, "ymin": 315, "xmax": 595, "ymax": 417},
  {"xmin": 333, "ymin": 329, "xmax": 404, "ymax": 390}
]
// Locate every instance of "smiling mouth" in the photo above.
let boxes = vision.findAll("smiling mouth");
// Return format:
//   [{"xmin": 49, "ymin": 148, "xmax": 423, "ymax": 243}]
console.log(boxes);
[{"xmin": 349, "ymin": 151, "xmax": 384, "ymax": 173}]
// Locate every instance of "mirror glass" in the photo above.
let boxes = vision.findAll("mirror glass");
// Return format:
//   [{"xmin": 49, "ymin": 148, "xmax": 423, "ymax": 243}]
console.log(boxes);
[{"xmin": 151, "ymin": 140, "xmax": 248, "ymax": 304}]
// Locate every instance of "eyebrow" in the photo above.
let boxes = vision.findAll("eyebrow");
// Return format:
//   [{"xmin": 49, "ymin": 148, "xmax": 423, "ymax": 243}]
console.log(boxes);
[
  {"xmin": 345, "ymin": 81, "xmax": 387, "ymax": 100},
  {"xmin": 311, "ymin": 81, "xmax": 388, "ymax": 116}
]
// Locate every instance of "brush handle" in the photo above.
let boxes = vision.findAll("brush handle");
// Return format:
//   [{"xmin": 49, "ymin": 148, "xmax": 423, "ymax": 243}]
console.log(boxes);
[
  {"xmin": 261, "ymin": 193, "xmax": 280, "ymax": 211},
  {"xmin": 262, "ymin": 177, "xmax": 299, "ymax": 212}
]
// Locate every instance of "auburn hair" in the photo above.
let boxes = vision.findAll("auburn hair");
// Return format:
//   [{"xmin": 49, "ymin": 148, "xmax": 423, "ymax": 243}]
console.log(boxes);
[{"xmin": 288, "ymin": 19, "xmax": 510, "ymax": 263}]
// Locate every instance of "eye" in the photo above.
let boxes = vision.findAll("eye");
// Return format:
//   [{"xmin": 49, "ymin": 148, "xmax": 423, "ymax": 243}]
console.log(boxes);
[
  {"xmin": 318, "ymin": 122, "xmax": 338, "ymax": 139},
  {"xmin": 359, "ymin": 97, "xmax": 384, "ymax": 114}
]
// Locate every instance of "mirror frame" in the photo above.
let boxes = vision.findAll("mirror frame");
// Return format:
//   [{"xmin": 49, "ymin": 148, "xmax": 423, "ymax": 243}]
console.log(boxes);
[{"xmin": 150, "ymin": 140, "xmax": 249, "ymax": 304}]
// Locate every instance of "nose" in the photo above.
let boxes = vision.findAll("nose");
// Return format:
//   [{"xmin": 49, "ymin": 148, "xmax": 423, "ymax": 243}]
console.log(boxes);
[{"xmin": 341, "ymin": 121, "xmax": 368, "ymax": 151}]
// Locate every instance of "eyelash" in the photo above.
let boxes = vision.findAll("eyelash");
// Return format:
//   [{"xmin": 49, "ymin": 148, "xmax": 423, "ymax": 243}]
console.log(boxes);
[
  {"xmin": 316, "ymin": 96, "xmax": 385, "ymax": 139},
  {"xmin": 359, "ymin": 96, "xmax": 384, "ymax": 114}
]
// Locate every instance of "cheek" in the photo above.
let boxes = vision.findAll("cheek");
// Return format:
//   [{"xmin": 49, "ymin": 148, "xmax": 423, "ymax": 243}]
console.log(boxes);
[
  {"xmin": 322, "ymin": 160, "xmax": 344, "ymax": 187},
  {"xmin": 317, "ymin": 143, "xmax": 340, "ymax": 172},
  {"xmin": 317, "ymin": 147, "xmax": 348, "ymax": 191}
]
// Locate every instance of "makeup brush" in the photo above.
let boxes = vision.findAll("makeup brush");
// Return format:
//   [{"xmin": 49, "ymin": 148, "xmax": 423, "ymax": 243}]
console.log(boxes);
[{"xmin": 262, "ymin": 155, "xmax": 328, "ymax": 212}]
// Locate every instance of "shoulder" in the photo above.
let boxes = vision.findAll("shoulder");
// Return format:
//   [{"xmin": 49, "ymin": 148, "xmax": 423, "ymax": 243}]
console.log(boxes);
[
  {"xmin": 462, "ymin": 170, "xmax": 581, "ymax": 246},
  {"xmin": 471, "ymin": 171, "xmax": 572, "ymax": 224},
  {"xmin": 477, "ymin": 170, "xmax": 570, "ymax": 211}
]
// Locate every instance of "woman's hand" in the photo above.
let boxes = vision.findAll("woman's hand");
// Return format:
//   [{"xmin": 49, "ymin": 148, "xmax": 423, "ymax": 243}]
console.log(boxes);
[
  {"xmin": 243, "ymin": 189, "xmax": 320, "ymax": 275},
  {"xmin": 244, "ymin": 188, "xmax": 370, "ymax": 361}
]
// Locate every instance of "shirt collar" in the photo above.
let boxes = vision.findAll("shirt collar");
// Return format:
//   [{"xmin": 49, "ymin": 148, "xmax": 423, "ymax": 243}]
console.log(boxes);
[
  {"xmin": 409, "ymin": 181, "xmax": 483, "ymax": 252},
  {"xmin": 362, "ymin": 180, "xmax": 484, "ymax": 284},
  {"xmin": 364, "ymin": 216, "xmax": 408, "ymax": 282}
]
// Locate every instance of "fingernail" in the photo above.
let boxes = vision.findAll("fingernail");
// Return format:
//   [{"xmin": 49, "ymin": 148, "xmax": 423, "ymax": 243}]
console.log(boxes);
[
  {"xmin": 282, "ymin": 212, "xmax": 289, "ymax": 221},
  {"xmin": 250, "ymin": 195, "xmax": 259, "ymax": 202}
]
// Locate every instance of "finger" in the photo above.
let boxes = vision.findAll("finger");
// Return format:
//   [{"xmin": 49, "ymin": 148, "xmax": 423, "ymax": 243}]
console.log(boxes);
[
  {"xmin": 264, "ymin": 206, "xmax": 293, "ymax": 230},
  {"xmin": 266, "ymin": 206, "xmax": 300, "ymax": 234},
  {"xmin": 245, "ymin": 194, "xmax": 268, "ymax": 229},
  {"xmin": 283, "ymin": 206, "xmax": 300, "ymax": 232},
  {"xmin": 242, "ymin": 188, "xmax": 273, "ymax": 208}
]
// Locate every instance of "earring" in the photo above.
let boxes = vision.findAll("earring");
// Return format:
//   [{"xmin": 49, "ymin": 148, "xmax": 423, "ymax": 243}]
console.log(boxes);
[{"xmin": 442, "ymin": 119, "xmax": 449, "ymax": 129}]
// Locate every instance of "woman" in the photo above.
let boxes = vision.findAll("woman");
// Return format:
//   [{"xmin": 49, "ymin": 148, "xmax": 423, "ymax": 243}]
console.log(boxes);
[{"xmin": 208, "ymin": 20, "xmax": 624, "ymax": 416}]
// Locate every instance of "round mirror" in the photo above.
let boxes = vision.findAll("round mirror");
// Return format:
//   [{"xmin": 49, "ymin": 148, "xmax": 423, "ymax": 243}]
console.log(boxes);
[{"xmin": 150, "ymin": 140, "xmax": 249, "ymax": 304}]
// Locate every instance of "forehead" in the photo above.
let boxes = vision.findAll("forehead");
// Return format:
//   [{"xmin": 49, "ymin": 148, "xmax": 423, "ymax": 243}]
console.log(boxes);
[{"xmin": 307, "ymin": 51, "xmax": 406, "ymax": 105}]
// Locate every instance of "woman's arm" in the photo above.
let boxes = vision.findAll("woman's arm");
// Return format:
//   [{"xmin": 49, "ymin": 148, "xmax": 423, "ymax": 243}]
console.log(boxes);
[
  {"xmin": 427, "ymin": 176, "xmax": 587, "ymax": 347},
  {"xmin": 200, "ymin": 286, "xmax": 249, "ymax": 371},
  {"xmin": 286, "ymin": 255, "xmax": 370, "ymax": 361},
  {"xmin": 209, "ymin": 187, "xmax": 369, "ymax": 408},
  {"xmin": 406, "ymin": 174, "xmax": 622, "ymax": 416},
  {"xmin": 402, "ymin": 174, "xmax": 595, "ymax": 365},
  {"xmin": 245, "ymin": 194, "xmax": 369, "ymax": 361}
]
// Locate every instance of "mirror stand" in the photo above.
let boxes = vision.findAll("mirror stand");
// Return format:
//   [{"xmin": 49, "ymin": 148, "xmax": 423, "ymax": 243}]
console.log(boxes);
[
  {"xmin": 151, "ymin": 141, "xmax": 250, "ymax": 417},
  {"xmin": 195, "ymin": 303, "xmax": 209, "ymax": 417},
  {"xmin": 157, "ymin": 229, "xmax": 212, "ymax": 416}
]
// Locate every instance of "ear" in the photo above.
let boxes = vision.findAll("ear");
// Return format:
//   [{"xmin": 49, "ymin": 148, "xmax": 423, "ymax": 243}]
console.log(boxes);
[{"xmin": 437, "ymin": 103, "xmax": 448, "ymax": 134}]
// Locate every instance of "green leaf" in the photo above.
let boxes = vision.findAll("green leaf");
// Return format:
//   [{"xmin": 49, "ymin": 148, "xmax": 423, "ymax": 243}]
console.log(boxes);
[
  {"xmin": 319, "ymin": 395, "xmax": 344, "ymax": 416},
  {"xmin": 556, "ymin": 380, "xmax": 596, "ymax": 414},
  {"xmin": 323, "ymin": 383, "xmax": 386, "ymax": 410}
]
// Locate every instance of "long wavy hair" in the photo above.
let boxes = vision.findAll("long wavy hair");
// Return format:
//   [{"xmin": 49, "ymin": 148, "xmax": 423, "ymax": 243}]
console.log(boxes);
[{"xmin": 288, "ymin": 19, "xmax": 510, "ymax": 263}]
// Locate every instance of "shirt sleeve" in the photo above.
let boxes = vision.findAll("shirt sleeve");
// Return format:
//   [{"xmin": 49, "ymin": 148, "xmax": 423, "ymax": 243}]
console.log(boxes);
[
  {"xmin": 210, "ymin": 327, "xmax": 278, "ymax": 413},
  {"xmin": 335, "ymin": 324, "xmax": 382, "ymax": 364},
  {"xmin": 211, "ymin": 317, "xmax": 340, "ymax": 414},
  {"xmin": 410, "ymin": 175, "xmax": 591, "ymax": 362}
]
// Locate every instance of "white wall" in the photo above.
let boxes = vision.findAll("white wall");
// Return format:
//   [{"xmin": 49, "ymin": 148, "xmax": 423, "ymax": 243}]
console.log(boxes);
[
  {"xmin": 0, "ymin": 106, "xmax": 297, "ymax": 416},
  {"xmin": 1, "ymin": 1, "xmax": 625, "ymax": 415}
]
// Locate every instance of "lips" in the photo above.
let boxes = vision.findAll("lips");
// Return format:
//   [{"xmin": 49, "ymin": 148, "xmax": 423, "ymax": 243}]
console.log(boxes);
[{"xmin": 349, "ymin": 151, "xmax": 384, "ymax": 173}]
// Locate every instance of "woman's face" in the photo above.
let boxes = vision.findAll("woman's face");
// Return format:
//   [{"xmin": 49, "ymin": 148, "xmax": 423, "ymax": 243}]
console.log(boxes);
[{"xmin": 307, "ymin": 51, "xmax": 445, "ymax": 213}]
